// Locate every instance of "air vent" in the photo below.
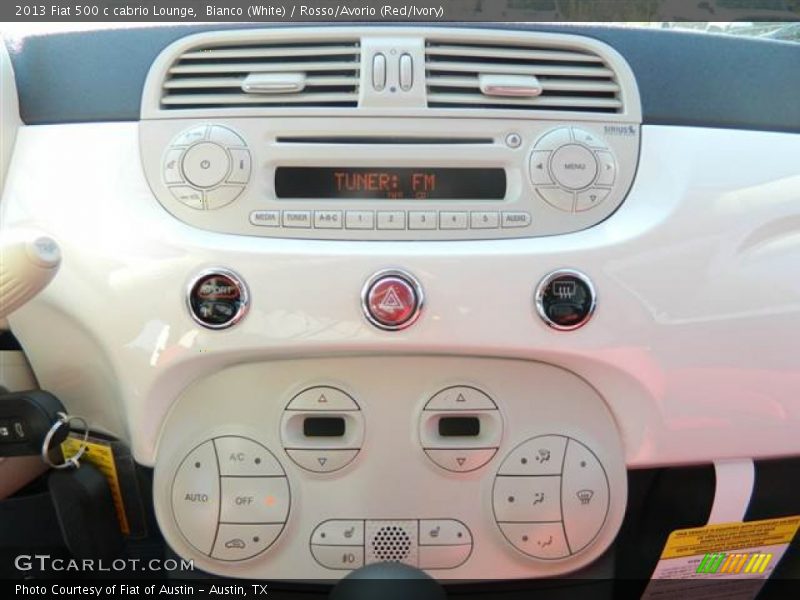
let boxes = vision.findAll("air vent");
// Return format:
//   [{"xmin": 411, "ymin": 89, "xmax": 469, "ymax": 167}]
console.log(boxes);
[
  {"xmin": 425, "ymin": 40, "xmax": 623, "ymax": 113},
  {"xmin": 161, "ymin": 41, "xmax": 361, "ymax": 109}
]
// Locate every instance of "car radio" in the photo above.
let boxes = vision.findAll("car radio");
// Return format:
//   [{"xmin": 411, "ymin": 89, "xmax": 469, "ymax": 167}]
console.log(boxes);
[
  {"xmin": 140, "ymin": 120, "xmax": 640, "ymax": 241},
  {"xmin": 139, "ymin": 27, "xmax": 642, "ymax": 241}
]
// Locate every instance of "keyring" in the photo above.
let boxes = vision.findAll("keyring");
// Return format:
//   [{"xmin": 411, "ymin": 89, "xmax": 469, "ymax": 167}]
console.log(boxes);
[{"xmin": 41, "ymin": 412, "xmax": 90, "ymax": 469}]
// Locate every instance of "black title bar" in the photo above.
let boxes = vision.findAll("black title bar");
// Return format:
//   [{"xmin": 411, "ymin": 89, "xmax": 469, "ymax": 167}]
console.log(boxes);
[{"xmin": 4, "ymin": 0, "xmax": 800, "ymax": 23}]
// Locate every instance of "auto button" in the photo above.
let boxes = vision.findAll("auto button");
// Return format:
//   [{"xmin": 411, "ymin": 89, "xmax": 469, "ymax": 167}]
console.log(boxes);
[{"xmin": 171, "ymin": 441, "xmax": 220, "ymax": 555}]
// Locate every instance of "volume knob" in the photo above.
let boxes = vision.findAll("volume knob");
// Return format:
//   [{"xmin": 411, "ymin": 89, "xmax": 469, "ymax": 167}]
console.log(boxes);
[{"xmin": 163, "ymin": 124, "xmax": 251, "ymax": 210}]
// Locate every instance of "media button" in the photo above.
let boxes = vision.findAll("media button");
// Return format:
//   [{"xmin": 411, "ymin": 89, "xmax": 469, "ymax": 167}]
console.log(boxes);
[{"xmin": 249, "ymin": 210, "xmax": 280, "ymax": 227}]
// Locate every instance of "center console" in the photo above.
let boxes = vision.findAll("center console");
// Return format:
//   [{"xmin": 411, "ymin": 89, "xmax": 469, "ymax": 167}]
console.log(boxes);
[
  {"xmin": 153, "ymin": 356, "xmax": 626, "ymax": 578},
  {"xmin": 141, "ymin": 26, "xmax": 638, "ymax": 580}
]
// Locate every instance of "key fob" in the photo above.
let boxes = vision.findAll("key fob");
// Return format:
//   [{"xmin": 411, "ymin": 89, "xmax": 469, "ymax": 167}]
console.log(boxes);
[{"xmin": 0, "ymin": 390, "xmax": 67, "ymax": 457}]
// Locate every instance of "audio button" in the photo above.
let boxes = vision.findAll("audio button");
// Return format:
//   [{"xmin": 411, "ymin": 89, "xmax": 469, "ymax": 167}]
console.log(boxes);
[{"xmin": 501, "ymin": 212, "xmax": 532, "ymax": 228}]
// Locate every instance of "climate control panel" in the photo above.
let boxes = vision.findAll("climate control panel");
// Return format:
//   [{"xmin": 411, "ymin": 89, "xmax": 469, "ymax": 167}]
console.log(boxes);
[{"xmin": 153, "ymin": 356, "xmax": 626, "ymax": 579}]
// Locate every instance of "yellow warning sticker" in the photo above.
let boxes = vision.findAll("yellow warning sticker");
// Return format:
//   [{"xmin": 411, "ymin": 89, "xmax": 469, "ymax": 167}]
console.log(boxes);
[
  {"xmin": 661, "ymin": 516, "xmax": 800, "ymax": 559},
  {"xmin": 61, "ymin": 435, "xmax": 130, "ymax": 535},
  {"xmin": 642, "ymin": 515, "xmax": 800, "ymax": 599}
]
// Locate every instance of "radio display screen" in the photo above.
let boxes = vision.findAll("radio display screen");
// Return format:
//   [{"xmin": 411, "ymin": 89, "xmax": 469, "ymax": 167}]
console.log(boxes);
[{"xmin": 274, "ymin": 167, "xmax": 506, "ymax": 200}]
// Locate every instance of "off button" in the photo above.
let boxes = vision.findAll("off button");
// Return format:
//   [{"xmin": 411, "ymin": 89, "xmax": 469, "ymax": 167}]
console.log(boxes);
[{"xmin": 362, "ymin": 270, "xmax": 423, "ymax": 331}]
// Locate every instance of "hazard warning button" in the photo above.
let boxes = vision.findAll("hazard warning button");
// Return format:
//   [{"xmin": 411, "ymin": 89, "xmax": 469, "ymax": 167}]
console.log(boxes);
[{"xmin": 362, "ymin": 270, "xmax": 423, "ymax": 331}]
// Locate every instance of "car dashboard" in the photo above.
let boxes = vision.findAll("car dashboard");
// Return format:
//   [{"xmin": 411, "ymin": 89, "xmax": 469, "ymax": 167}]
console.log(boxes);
[{"xmin": 0, "ymin": 22, "xmax": 799, "ymax": 588}]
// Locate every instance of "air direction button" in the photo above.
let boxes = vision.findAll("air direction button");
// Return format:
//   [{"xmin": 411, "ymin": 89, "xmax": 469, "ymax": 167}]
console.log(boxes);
[{"xmin": 362, "ymin": 270, "xmax": 423, "ymax": 331}]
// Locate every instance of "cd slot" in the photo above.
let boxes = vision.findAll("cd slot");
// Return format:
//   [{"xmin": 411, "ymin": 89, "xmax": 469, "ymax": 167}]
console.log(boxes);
[{"xmin": 275, "ymin": 136, "xmax": 494, "ymax": 145}]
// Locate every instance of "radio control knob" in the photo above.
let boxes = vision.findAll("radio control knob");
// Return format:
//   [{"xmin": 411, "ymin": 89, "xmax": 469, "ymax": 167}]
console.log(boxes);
[
  {"xmin": 530, "ymin": 127, "xmax": 616, "ymax": 213},
  {"xmin": 164, "ymin": 124, "xmax": 250, "ymax": 211}
]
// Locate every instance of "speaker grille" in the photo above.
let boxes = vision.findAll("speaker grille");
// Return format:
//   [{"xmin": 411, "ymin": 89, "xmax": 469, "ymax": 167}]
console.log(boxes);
[{"xmin": 370, "ymin": 525, "xmax": 412, "ymax": 562}]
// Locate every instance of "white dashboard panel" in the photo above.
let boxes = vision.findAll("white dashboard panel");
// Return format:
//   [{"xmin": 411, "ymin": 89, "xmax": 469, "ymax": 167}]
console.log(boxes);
[
  {"xmin": 153, "ymin": 356, "xmax": 627, "ymax": 579},
  {"xmin": 2, "ymin": 122, "xmax": 799, "ymax": 475}
]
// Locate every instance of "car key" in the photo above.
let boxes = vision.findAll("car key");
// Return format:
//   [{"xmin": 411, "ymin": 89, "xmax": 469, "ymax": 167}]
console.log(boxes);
[{"xmin": 0, "ymin": 390, "xmax": 70, "ymax": 457}]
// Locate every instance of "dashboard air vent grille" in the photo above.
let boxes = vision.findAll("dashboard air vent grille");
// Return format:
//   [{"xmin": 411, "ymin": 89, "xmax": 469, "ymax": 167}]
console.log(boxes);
[
  {"xmin": 161, "ymin": 41, "xmax": 361, "ymax": 109},
  {"xmin": 425, "ymin": 40, "xmax": 622, "ymax": 113}
]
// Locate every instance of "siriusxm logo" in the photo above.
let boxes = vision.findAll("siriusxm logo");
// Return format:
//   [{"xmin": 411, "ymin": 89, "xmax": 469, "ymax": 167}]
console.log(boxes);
[{"xmin": 604, "ymin": 125, "xmax": 637, "ymax": 136}]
